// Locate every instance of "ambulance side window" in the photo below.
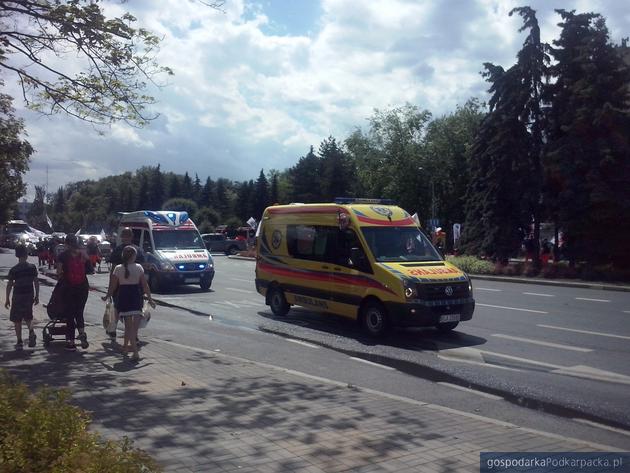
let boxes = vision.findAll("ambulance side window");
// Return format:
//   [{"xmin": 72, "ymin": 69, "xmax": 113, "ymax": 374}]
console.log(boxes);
[
  {"xmin": 132, "ymin": 229, "xmax": 142, "ymax": 246},
  {"xmin": 287, "ymin": 225, "xmax": 336, "ymax": 263}
]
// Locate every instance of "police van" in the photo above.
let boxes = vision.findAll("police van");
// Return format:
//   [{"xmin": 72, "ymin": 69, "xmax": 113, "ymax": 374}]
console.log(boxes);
[
  {"xmin": 118, "ymin": 210, "xmax": 214, "ymax": 292},
  {"xmin": 255, "ymin": 199, "xmax": 474, "ymax": 336}
]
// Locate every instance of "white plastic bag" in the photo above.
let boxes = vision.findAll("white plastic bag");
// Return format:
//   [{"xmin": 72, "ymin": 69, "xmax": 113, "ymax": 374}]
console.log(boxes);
[
  {"xmin": 139, "ymin": 301, "xmax": 151, "ymax": 329},
  {"xmin": 102, "ymin": 302, "xmax": 117, "ymax": 332}
]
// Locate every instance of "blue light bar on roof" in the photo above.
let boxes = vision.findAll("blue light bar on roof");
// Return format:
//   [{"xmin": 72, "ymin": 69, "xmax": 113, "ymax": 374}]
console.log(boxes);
[{"xmin": 334, "ymin": 197, "xmax": 396, "ymax": 205}]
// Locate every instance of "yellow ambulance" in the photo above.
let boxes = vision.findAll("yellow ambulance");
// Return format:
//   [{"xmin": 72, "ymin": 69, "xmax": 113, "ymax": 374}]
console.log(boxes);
[{"xmin": 255, "ymin": 198, "xmax": 474, "ymax": 336}]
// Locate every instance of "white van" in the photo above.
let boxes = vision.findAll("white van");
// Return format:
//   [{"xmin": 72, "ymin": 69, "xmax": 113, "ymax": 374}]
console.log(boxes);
[{"xmin": 118, "ymin": 210, "xmax": 215, "ymax": 292}]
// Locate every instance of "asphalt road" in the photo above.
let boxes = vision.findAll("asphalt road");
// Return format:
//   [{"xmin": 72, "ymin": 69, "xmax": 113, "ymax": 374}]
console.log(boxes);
[{"xmin": 2, "ymin": 251, "xmax": 629, "ymax": 449}]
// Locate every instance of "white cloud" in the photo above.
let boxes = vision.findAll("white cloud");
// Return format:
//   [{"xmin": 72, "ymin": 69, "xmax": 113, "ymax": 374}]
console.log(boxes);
[{"xmin": 15, "ymin": 0, "xmax": 630, "ymax": 200}]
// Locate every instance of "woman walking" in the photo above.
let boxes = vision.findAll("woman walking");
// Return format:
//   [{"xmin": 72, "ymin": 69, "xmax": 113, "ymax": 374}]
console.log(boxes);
[
  {"xmin": 103, "ymin": 246, "xmax": 155, "ymax": 361},
  {"xmin": 57, "ymin": 234, "xmax": 90, "ymax": 351}
]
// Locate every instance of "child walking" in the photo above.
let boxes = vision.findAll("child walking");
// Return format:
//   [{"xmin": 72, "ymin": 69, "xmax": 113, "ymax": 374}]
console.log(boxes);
[
  {"xmin": 5, "ymin": 245, "xmax": 39, "ymax": 350},
  {"xmin": 102, "ymin": 246, "xmax": 155, "ymax": 361}
]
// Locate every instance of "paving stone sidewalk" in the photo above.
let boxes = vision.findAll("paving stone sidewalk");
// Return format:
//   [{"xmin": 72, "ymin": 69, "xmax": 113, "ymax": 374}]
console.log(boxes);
[{"xmin": 0, "ymin": 315, "xmax": 615, "ymax": 473}]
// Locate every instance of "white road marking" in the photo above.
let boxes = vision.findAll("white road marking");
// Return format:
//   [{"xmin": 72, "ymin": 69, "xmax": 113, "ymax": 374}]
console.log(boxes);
[
  {"xmin": 285, "ymin": 339, "xmax": 319, "ymax": 348},
  {"xmin": 576, "ymin": 297, "xmax": 610, "ymax": 303},
  {"xmin": 491, "ymin": 334, "xmax": 592, "ymax": 352},
  {"xmin": 437, "ymin": 349, "xmax": 523, "ymax": 372},
  {"xmin": 349, "ymin": 357, "xmax": 395, "ymax": 370},
  {"xmin": 476, "ymin": 287, "xmax": 502, "ymax": 292},
  {"xmin": 477, "ymin": 303, "xmax": 548, "ymax": 314},
  {"xmin": 538, "ymin": 324, "xmax": 630, "ymax": 341},
  {"xmin": 437, "ymin": 382, "xmax": 503, "ymax": 400},
  {"xmin": 553, "ymin": 365, "xmax": 630, "ymax": 385},
  {"xmin": 623, "ymin": 311, "xmax": 630, "ymax": 314},
  {"xmin": 226, "ymin": 287, "xmax": 255, "ymax": 294},
  {"xmin": 573, "ymin": 419, "xmax": 630, "ymax": 437},
  {"xmin": 230, "ymin": 277, "xmax": 253, "ymax": 283},
  {"xmin": 523, "ymin": 292, "xmax": 555, "ymax": 297},
  {"xmin": 208, "ymin": 315, "xmax": 213, "ymax": 321},
  {"xmin": 219, "ymin": 301, "xmax": 240, "ymax": 308}
]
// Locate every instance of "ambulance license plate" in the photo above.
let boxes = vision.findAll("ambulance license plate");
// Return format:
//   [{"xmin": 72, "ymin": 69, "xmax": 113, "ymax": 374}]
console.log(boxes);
[
  {"xmin": 184, "ymin": 278, "xmax": 199, "ymax": 284},
  {"xmin": 439, "ymin": 313, "xmax": 460, "ymax": 323}
]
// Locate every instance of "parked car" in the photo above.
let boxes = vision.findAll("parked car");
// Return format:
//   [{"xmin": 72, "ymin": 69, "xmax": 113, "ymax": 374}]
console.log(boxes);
[{"xmin": 202, "ymin": 233, "xmax": 246, "ymax": 255}]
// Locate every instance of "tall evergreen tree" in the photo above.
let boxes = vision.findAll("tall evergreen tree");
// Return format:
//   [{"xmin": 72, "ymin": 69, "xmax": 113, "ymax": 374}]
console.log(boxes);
[
  {"xmin": 200, "ymin": 176, "xmax": 215, "ymax": 208},
  {"xmin": 192, "ymin": 173, "xmax": 202, "ymax": 204},
  {"xmin": 319, "ymin": 136, "xmax": 354, "ymax": 201},
  {"xmin": 167, "ymin": 174, "xmax": 181, "ymax": 202},
  {"xmin": 289, "ymin": 146, "xmax": 321, "ymax": 202},
  {"xmin": 137, "ymin": 173, "xmax": 149, "ymax": 210},
  {"xmin": 543, "ymin": 10, "xmax": 630, "ymax": 267},
  {"xmin": 147, "ymin": 164, "xmax": 164, "ymax": 209},
  {"xmin": 181, "ymin": 172, "xmax": 193, "ymax": 199},
  {"xmin": 254, "ymin": 169, "xmax": 269, "ymax": 219},
  {"xmin": 269, "ymin": 171, "xmax": 279, "ymax": 205},
  {"xmin": 215, "ymin": 178, "xmax": 229, "ymax": 219}
]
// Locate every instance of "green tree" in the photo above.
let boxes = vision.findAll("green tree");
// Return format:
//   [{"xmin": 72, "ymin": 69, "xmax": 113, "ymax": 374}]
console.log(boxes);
[
  {"xmin": 215, "ymin": 178, "xmax": 230, "ymax": 219},
  {"xmin": 192, "ymin": 173, "xmax": 202, "ymax": 204},
  {"xmin": 236, "ymin": 180, "xmax": 254, "ymax": 222},
  {"xmin": 181, "ymin": 172, "xmax": 193, "ymax": 200},
  {"xmin": 0, "ymin": 92, "xmax": 33, "ymax": 223},
  {"xmin": 200, "ymin": 177, "xmax": 215, "ymax": 208},
  {"xmin": 289, "ymin": 146, "xmax": 321, "ymax": 202},
  {"xmin": 161, "ymin": 198, "xmax": 198, "ymax": 217},
  {"xmin": 253, "ymin": 169, "xmax": 269, "ymax": 219},
  {"xmin": 318, "ymin": 136, "xmax": 355, "ymax": 201},
  {"xmin": 0, "ymin": 0, "xmax": 180, "ymax": 125},
  {"xmin": 543, "ymin": 10, "xmax": 630, "ymax": 267},
  {"xmin": 268, "ymin": 170, "xmax": 279, "ymax": 204},
  {"xmin": 26, "ymin": 185, "xmax": 47, "ymax": 229},
  {"xmin": 167, "ymin": 173, "xmax": 181, "ymax": 200},
  {"xmin": 147, "ymin": 165, "xmax": 164, "ymax": 209}
]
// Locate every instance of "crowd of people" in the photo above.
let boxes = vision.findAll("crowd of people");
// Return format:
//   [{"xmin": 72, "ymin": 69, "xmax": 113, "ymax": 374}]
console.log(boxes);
[{"xmin": 4, "ymin": 227, "xmax": 155, "ymax": 362}]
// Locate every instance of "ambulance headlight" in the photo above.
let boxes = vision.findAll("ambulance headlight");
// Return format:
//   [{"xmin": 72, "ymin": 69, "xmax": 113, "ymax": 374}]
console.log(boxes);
[
  {"xmin": 160, "ymin": 261, "xmax": 175, "ymax": 271},
  {"xmin": 403, "ymin": 279, "xmax": 417, "ymax": 299},
  {"xmin": 467, "ymin": 276, "xmax": 473, "ymax": 296},
  {"xmin": 206, "ymin": 256, "xmax": 214, "ymax": 270}
]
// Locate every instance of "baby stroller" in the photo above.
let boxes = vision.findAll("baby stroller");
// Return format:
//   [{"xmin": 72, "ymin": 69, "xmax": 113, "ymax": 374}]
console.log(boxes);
[{"xmin": 42, "ymin": 281, "xmax": 67, "ymax": 347}]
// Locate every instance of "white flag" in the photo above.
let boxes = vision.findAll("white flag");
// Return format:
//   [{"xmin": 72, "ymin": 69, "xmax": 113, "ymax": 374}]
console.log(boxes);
[
  {"xmin": 75, "ymin": 228, "xmax": 81, "ymax": 236},
  {"xmin": 45, "ymin": 213, "xmax": 53, "ymax": 230},
  {"xmin": 100, "ymin": 228, "xmax": 106, "ymax": 240},
  {"xmin": 246, "ymin": 217, "xmax": 257, "ymax": 229}
]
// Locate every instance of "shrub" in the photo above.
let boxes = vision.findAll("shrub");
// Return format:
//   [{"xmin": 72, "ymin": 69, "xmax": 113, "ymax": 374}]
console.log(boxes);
[
  {"xmin": 447, "ymin": 256, "xmax": 494, "ymax": 274},
  {"xmin": 0, "ymin": 370, "xmax": 161, "ymax": 473}
]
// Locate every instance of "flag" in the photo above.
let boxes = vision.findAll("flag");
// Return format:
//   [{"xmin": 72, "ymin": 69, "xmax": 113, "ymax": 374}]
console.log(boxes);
[
  {"xmin": 246, "ymin": 217, "xmax": 257, "ymax": 229},
  {"xmin": 75, "ymin": 228, "xmax": 81, "ymax": 236},
  {"xmin": 100, "ymin": 228, "xmax": 106, "ymax": 240},
  {"xmin": 45, "ymin": 213, "xmax": 53, "ymax": 230}
]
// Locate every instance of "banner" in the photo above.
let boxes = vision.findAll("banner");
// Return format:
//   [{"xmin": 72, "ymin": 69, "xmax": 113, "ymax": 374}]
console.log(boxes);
[{"xmin": 453, "ymin": 223, "xmax": 461, "ymax": 245}]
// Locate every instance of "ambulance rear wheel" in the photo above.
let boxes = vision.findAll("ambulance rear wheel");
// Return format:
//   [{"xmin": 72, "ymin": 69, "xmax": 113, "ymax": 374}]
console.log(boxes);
[
  {"xmin": 268, "ymin": 288, "xmax": 290, "ymax": 317},
  {"xmin": 361, "ymin": 301, "xmax": 389, "ymax": 337}
]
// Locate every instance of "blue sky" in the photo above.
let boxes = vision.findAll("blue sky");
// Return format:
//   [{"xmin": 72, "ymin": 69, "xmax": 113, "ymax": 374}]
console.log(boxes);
[{"xmin": 14, "ymin": 0, "xmax": 630, "ymax": 199}]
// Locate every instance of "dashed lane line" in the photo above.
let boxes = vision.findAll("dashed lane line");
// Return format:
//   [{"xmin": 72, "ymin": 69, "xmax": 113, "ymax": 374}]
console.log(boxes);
[
  {"xmin": 477, "ymin": 303, "xmax": 548, "ymax": 314},
  {"xmin": 476, "ymin": 287, "xmax": 502, "ymax": 292},
  {"xmin": 523, "ymin": 292, "xmax": 555, "ymax": 297},
  {"xmin": 230, "ymin": 277, "xmax": 253, "ymax": 283},
  {"xmin": 226, "ymin": 287, "xmax": 255, "ymax": 294},
  {"xmin": 349, "ymin": 357, "xmax": 395, "ymax": 370},
  {"xmin": 437, "ymin": 382, "xmax": 504, "ymax": 401},
  {"xmin": 538, "ymin": 324, "xmax": 630, "ymax": 341},
  {"xmin": 576, "ymin": 297, "xmax": 610, "ymax": 303},
  {"xmin": 285, "ymin": 339, "xmax": 320, "ymax": 349},
  {"xmin": 491, "ymin": 334, "xmax": 593, "ymax": 352}
]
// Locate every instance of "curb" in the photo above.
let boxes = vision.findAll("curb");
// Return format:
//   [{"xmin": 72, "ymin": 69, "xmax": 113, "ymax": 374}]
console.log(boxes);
[{"xmin": 470, "ymin": 273, "xmax": 630, "ymax": 292}]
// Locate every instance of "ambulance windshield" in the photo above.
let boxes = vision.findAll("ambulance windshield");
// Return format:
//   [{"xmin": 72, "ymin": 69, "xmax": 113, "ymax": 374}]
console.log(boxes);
[
  {"xmin": 153, "ymin": 230, "xmax": 205, "ymax": 250},
  {"xmin": 361, "ymin": 227, "xmax": 441, "ymax": 262}
]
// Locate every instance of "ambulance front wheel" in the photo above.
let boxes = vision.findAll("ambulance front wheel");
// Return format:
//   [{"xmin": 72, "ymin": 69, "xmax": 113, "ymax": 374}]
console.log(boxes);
[
  {"xmin": 268, "ymin": 287, "xmax": 290, "ymax": 317},
  {"xmin": 361, "ymin": 301, "xmax": 390, "ymax": 337}
]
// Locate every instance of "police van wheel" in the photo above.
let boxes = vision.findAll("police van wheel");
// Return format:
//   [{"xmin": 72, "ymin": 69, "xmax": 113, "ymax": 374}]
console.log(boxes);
[
  {"xmin": 268, "ymin": 288, "xmax": 290, "ymax": 317},
  {"xmin": 436, "ymin": 321, "xmax": 459, "ymax": 332},
  {"xmin": 361, "ymin": 301, "xmax": 389, "ymax": 337}
]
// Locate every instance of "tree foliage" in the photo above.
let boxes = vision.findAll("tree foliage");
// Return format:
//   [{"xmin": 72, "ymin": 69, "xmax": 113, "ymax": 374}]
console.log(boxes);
[
  {"xmin": 0, "ymin": 0, "xmax": 179, "ymax": 126},
  {"xmin": 0, "ymin": 91, "xmax": 32, "ymax": 223}
]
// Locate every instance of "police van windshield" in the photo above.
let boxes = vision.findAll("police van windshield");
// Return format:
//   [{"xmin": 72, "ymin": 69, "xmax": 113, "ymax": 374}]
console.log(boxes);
[
  {"xmin": 361, "ymin": 227, "xmax": 441, "ymax": 262},
  {"xmin": 153, "ymin": 230, "xmax": 205, "ymax": 250}
]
